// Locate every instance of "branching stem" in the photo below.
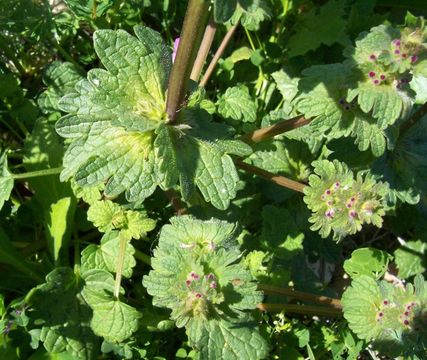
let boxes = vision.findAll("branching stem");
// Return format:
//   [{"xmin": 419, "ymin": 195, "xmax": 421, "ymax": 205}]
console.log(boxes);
[
  {"xmin": 200, "ymin": 23, "xmax": 239, "ymax": 87},
  {"xmin": 257, "ymin": 303, "xmax": 342, "ymax": 317},
  {"xmin": 258, "ymin": 284, "xmax": 342, "ymax": 309},
  {"xmin": 166, "ymin": 0, "xmax": 210, "ymax": 122},
  {"xmin": 12, "ymin": 167, "xmax": 63, "ymax": 180},
  {"xmin": 399, "ymin": 101, "xmax": 427, "ymax": 136},
  {"xmin": 234, "ymin": 159, "xmax": 306, "ymax": 193},
  {"xmin": 191, "ymin": 17, "xmax": 217, "ymax": 82},
  {"xmin": 241, "ymin": 115, "xmax": 311, "ymax": 143}
]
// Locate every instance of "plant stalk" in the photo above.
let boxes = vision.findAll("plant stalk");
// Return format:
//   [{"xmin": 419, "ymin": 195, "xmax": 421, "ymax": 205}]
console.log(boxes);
[
  {"xmin": 113, "ymin": 234, "xmax": 128, "ymax": 299},
  {"xmin": 200, "ymin": 23, "xmax": 239, "ymax": 87},
  {"xmin": 258, "ymin": 284, "xmax": 342, "ymax": 309},
  {"xmin": 399, "ymin": 101, "xmax": 427, "ymax": 136},
  {"xmin": 241, "ymin": 116, "xmax": 311, "ymax": 143},
  {"xmin": 257, "ymin": 303, "xmax": 343, "ymax": 317},
  {"xmin": 166, "ymin": 0, "xmax": 211, "ymax": 122},
  {"xmin": 235, "ymin": 159, "xmax": 306, "ymax": 193},
  {"xmin": 134, "ymin": 249, "xmax": 151, "ymax": 266},
  {"xmin": 164, "ymin": 189, "xmax": 188, "ymax": 215},
  {"xmin": 190, "ymin": 17, "xmax": 217, "ymax": 82},
  {"xmin": 12, "ymin": 167, "xmax": 63, "ymax": 180}
]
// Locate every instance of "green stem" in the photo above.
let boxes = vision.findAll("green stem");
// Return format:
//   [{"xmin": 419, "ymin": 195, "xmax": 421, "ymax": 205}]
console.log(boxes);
[
  {"xmin": 73, "ymin": 229, "xmax": 81, "ymax": 275},
  {"xmin": 399, "ymin": 101, "xmax": 427, "ymax": 136},
  {"xmin": 134, "ymin": 249, "xmax": 151, "ymax": 266},
  {"xmin": 257, "ymin": 303, "xmax": 342, "ymax": 317},
  {"xmin": 258, "ymin": 284, "xmax": 342, "ymax": 309},
  {"xmin": 166, "ymin": 0, "xmax": 210, "ymax": 122},
  {"xmin": 113, "ymin": 234, "xmax": 128, "ymax": 299},
  {"xmin": 11, "ymin": 167, "xmax": 63, "ymax": 180}
]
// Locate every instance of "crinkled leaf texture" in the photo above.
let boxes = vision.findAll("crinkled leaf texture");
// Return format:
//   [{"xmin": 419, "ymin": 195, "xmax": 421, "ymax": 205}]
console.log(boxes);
[
  {"xmin": 342, "ymin": 274, "xmax": 427, "ymax": 358},
  {"xmin": 56, "ymin": 26, "xmax": 249, "ymax": 210},
  {"xmin": 372, "ymin": 114, "xmax": 427, "ymax": 204},
  {"xmin": 303, "ymin": 160, "xmax": 389, "ymax": 241},
  {"xmin": 143, "ymin": 216, "xmax": 269, "ymax": 360},
  {"xmin": 217, "ymin": 85, "xmax": 257, "ymax": 122},
  {"xmin": 0, "ymin": 151, "xmax": 13, "ymax": 211},
  {"xmin": 26, "ymin": 268, "xmax": 99, "ymax": 360}
]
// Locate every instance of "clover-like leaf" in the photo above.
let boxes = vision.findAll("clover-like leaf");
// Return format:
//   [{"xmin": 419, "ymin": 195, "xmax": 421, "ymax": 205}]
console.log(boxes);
[
  {"xmin": 303, "ymin": 160, "xmax": 390, "ymax": 241},
  {"xmin": 26, "ymin": 268, "xmax": 99, "ymax": 360},
  {"xmin": 81, "ymin": 269, "xmax": 141, "ymax": 343},
  {"xmin": 217, "ymin": 85, "xmax": 257, "ymax": 122},
  {"xmin": 342, "ymin": 274, "xmax": 427, "ymax": 358},
  {"xmin": 0, "ymin": 151, "xmax": 13, "ymax": 211},
  {"xmin": 143, "ymin": 216, "xmax": 268, "ymax": 359},
  {"xmin": 81, "ymin": 231, "xmax": 136, "ymax": 278},
  {"xmin": 56, "ymin": 27, "xmax": 247, "ymax": 210}
]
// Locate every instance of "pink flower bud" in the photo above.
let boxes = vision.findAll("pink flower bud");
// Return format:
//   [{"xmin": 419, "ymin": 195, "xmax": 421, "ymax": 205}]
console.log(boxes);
[
  {"xmin": 195, "ymin": 293, "xmax": 202, "ymax": 299},
  {"xmin": 411, "ymin": 55, "xmax": 418, "ymax": 63},
  {"xmin": 210, "ymin": 281, "xmax": 217, "ymax": 289},
  {"xmin": 186, "ymin": 280, "xmax": 192, "ymax": 286},
  {"xmin": 172, "ymin": 37, "xmax": 180, "ymax": 63},
  {"xmin": 368, "ymin": 71, "xmax": 376, "ymax": 78},
  {"xmin": 369, "ymin": 54, "xmax": 376, "ymax": 60}
]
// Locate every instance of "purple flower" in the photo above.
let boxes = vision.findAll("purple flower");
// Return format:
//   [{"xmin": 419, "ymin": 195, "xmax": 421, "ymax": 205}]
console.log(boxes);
[
  {"xmin": 172, "ymin": 37, "xmax": 180, "ymax": 63},
  {"xmin": 411, "ymin": 55, "xmax": 418, "ymax": 63}
]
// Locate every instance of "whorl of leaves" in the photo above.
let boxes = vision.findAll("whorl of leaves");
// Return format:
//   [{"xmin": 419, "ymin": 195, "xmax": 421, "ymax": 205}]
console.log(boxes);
[
  {"xmin": 143, "ymin": 216, "xmax": 269, "ymax": 360},
  {"xmin": 303, "ymin": 160, "xmax": 389, "ymax": 241}
]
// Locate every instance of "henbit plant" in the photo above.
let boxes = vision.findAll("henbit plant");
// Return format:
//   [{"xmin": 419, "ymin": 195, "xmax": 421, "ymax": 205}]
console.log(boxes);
[
  {"xmin": 143, "ymin": 216, "xmax": 269, "ymax": 359},
  {"xmin": 1, "ymin": 0, "xmax": 427, "ymax": 359}
]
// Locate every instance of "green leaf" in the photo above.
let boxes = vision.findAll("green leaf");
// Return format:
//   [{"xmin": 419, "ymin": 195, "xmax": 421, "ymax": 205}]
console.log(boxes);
[
  {"xmin": 46, "ymin": 197, "xmax": 75, "ymax": 264},
  {"xmin": 217, "ymin": 85, "xmax": 257, "ymax": 122},
  {"xmin": 342, "ymin": 274, "xmax": 427, "ymax": 358},
  {"xmin": 63, "ymin": 0, "xmax": 113, "ymax": 18},
  {"xmin": 81, "ymin": 269, "xmax": 141, "ymax": 343},
  {"xmin": 143, "ymin": 216, "xmax": 268, "ymax": 359},
  {"xmin": 287, "ymin": 0, "xmax": 349, "ymax": 57},
  {"xmin": 248, "ymin": 139, "xmax": 312, "ymax": 181},
  {"xmin": 24, "ymin": 117, "xmax": 76, "ymax": 264},
  {"xmin": 394, "ymin": 240, "xmax": 426, "ymax": 279},
  {"xmin": 26, "ymin": 268, "xmax": 99, "ymax": 360},
  {"xmin": 229, "ymin": 1, "xmax": 271, "ymax": 31},
  {"xmin": 304, "ymin": 160, "xmax": 389, "ymax": 241},
  {"xmin": 214, "ymin": 0, "xmax": 237, "ymax": 23},
  {"xmin": 373, "ymin": 114, "xmax": 427, "ymax": 204},
  {"xmin": 271, "ymin": 70, "xmax": 299, "ymax": 103},
  {"xmin": 0, "ymin": 151, "xmax": 13, "ymax": 211},
  {"xmin": 87, "ymin": 200, "xmax": 156, "ymax": 239},
  {"xmin": 81, "ymin": 231, "xmax": 136, "ymax": 278},
  {"xmin": 56, "ymin": 27, "xmax": 245, "ymax": 210},
  {"xmin": 187, "ymin": 318, "xmax": 269, "ymax": 360},
  {"xmin": 38, "ymin": 62, "xmax": 84, "ymax": 114},
  {"xmin": 343, "ymin": 248, "xmax": 392, "ymax": 280}
]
